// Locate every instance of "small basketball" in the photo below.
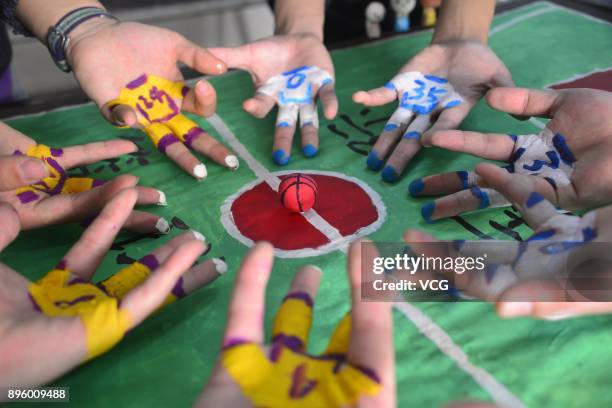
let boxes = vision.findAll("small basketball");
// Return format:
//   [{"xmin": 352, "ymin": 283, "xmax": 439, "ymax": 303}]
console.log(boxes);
[{"xmin": 278, "ymin": 174, "xmax": 318, "ymax": 213}]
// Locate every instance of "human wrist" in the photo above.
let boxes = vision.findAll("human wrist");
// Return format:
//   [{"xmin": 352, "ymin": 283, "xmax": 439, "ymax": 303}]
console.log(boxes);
[
  {"xmin": 432, "ymin": 25, "xmax": 489, "ymax": 45},
  {"xmin": 65, "ymin": 18, "xmax": 119, "ymax": 67},
  {"xmin": 275, "ymin": 17, "xmax": 324, "ymax": 41},
  {"xmin": 431, "ymin": 0, "xmax": 494, "ymax": 45},
  {"xmin": 16, "ymin": 0, "xmax": 105, "ymax": 41},
  {"xmin": 46, "ymin": 7, "xmax": 119, "ymax": 72}
]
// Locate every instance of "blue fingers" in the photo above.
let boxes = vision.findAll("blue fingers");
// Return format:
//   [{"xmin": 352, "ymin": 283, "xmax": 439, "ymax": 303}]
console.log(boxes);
[
  {"xmin": 302, "ymin": 144, "xmax": 318, "ymax": 158},
  {"xmin": 526, "ymin": 192, "xmax": 545, "ymax": 208},
  {"xmin": 381, "ymin": 165, "xmax": 399, "ymax": 183},
  {"xmin": 421, "ymin": 202, "xmax": 436, "ymax": 223},
  {"xmin": 408, "ymin": 178, "xmax": 425, "ymax": 197},
  {"xmin": 272, "ymin": 149, "xmax": 290, "ymax": 166},
  {"xmin": 470, "ymin": 187, "xmax": 490, "ymax": 209},
  {"xmin": 367, "ymin": 151, "xmax": 384, "ymax": 171}
]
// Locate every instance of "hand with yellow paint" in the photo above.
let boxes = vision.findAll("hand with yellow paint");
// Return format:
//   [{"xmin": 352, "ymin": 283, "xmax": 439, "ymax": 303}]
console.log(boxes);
[
  {"xmin": 0, "ymin": 122, "xmax": 167, "ymax": 232},
  {"xmin": 196, "ymin": 242, "xmax": 395, "ymax": 408},
  {"xmin": 61, "ymin": 19, "xmax": 238, "ymax": 180},
  {"xmin": 0, "ymin": 189, "xmax": 228, "ymax": 387}
]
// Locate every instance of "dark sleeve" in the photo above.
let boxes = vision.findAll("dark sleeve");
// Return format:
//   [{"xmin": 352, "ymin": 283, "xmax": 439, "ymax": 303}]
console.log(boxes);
[{"xmin": 0, "ymin": 0, "xmax": 32, "ymax": 36}]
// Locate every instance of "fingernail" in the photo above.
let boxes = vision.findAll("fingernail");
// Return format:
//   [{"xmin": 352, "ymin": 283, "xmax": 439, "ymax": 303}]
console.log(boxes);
[
  {"xmin": 408, "ymin": 178, "xmax": 425, "ymax": 197},
  {"xmin": 20, "ymin": 158, "xmax": 48, "ymax": 182},
  {"xmin": 156, "ymin": 218, "xmax": 171, "ymax": 234},
  {"xmin": 225, "ymin": 155, "xmax": 239, "ymax": 170},
  {"xmin": 193, "ymin": 163, "xmax": 208, "ymax": 179},
  {"xmin": 498, "ymin": 302, "xmax": 533, "ymax": 318},
  {"xmin": 191, "ymin": 230, "xmax": 206, "ymax": 242},
  {"xmin": 543, "ymin": 312, "xmax": 573, "ymax": 321},
  {"xmin": 216, "ymin": 62, "xmax": 225, "ymax": 73},
  {"xmin": 157, "ymin": 190, "xmax": 167, "ymax": 206},
  {"xmin": 196, "ymin": 81, "xmax": 207, "ymax": 93},
  {"xmin": 381, "ymin": 165, "xmax": 399, "ymax": 183},
  {"xmin": 212, "ymin": 258, "xmax": 228, "ymax": 275},
  {"xmin": 421, "ymin": 202, "xmax": 436, "ymax": 223},
  {"xmin": 367, "ymin": 151, "xmax": 383, "ymax": 171},
  {"xmin": 302, "ymin": 144, "xmax": 318, "ymax": 158},
  {"xmin": 272, "ymin": 149, "xmax": 290, "ymax": 166}
]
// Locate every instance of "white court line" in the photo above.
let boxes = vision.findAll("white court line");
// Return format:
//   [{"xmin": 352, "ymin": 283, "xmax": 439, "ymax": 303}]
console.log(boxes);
[
  {"xmin": 208, "ymin": 113, "xmax": 526, "ymax": 407},
  {"xmin": 207, "ymin": 114, "xmax": 347, "ymax": 251},
  {"xmin": 490, "ymin": 3, "xmax": 556, "ymax": 37},
  {"xmin": 394, "ymin": 303, "xmax": 527, "ymax": 408}
]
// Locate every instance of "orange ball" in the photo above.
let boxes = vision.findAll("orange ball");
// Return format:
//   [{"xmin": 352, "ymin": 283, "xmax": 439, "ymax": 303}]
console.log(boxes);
[{"xmin": 278, "ymin": 174, "xmax": 318, "ymax": 213}]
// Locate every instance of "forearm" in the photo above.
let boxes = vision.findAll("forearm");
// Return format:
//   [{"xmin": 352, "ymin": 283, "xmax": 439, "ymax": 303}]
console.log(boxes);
[
  {"xmin": 274, "ymin": 0, "xmax": 325, "ymax": 40},
  {"xmin": 432, "ymin": 0, "xmax": 495, "ymax": 44},
  {"xmin": 15, "ymin": 0, "xmax": 104, "ymax": 42}
]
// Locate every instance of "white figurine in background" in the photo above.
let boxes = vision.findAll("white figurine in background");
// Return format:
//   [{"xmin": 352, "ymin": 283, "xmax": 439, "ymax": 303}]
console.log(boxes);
[
  {"xmin": 390, "ymin": 0, "xmax": 416, "ymax": 32},
  {"xmin": 365, "ymin": 2, "xmax": 386, "ymax": 39}
]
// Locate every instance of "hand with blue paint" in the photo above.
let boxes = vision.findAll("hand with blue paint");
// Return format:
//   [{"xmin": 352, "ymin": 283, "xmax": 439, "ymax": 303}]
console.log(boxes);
[
  {"xmin": 210, "ymin": 34, "xmax": 338, "ymax": 166},
  {"xmin": 405, "ymin": 166, "xmax": 612, "ymax": 319},
  {"xmin": 412, "ymin": 88, "xmax": 612, "ymax": 221},
  {"xmin": 353, "ymin": 41, "xmax": 513, "ymax": 183}
]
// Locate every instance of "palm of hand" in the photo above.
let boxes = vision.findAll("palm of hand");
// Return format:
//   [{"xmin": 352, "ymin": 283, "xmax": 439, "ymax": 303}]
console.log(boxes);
[
  {"xmin": 235, "ymin": 34, "xmax": 335, "ymax": 86},
  {"xmin": 69, "ymin": 22, "xmax": 187, "ymax": 107},
  {"xmin": 406, "ymin": 41, "xmax": 513, "ymax": 106},
  {"xmin": 544, "ymin": 90, "xmax": 612, "ymax": 208}
]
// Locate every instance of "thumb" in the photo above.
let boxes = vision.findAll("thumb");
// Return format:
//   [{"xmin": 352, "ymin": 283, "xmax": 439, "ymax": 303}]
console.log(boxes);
[
  {"xmin": 485, "ymin": 87, "xmax": 561, "ymax": 119},
  {"xmin": 489, "ymin": 74, "xmax": 530, "ymax": 121},
  {"xmin": 104, "ymin": 104, "xmax": 138, "ymax": 127},
  {"xmin": 182, "ymin": 80, "xmax": 217, "ymax": 118},
  {"xmin": 177, "ymin": 38, "xmax": 227, "ymax": 75},
  {"xmin": 0, "ymin": 155, "xmax": 49, "ymax": 191}
]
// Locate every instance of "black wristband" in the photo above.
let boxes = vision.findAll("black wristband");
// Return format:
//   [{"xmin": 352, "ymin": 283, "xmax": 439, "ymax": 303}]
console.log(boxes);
[{"xmin": 46, "ymin": 7, "xmax": 118, "ymax": 73}]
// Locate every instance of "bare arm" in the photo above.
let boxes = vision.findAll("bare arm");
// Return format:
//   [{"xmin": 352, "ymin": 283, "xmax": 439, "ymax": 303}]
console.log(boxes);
[
  {"xmin": 273, "ymin": 0, "xmax": 326, "ymax": 40},
  {"xmin": 15, "ymin": 0, "xmax": 105, "ymax": 42},
  {"xmin": 432, "ymin": 0, "xmax": 495, "ymax": 44}
]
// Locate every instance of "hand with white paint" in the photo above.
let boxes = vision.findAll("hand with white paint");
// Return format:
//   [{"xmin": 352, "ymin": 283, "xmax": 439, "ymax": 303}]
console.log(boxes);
[
  {"xmin": 210, "ymin": 34, "xmax": 338, "ymax": 166},
  {"xmin": 410, "ymin": 88, "xmax": 612, "ymax": 221},
  {"xmin": 196, "ymin": 241, "xmax": 395, "ymax": 407},
  {"xmin": 405, "ymin": 166, "xmax": 612, "ymax": 320},
  {"xmin": 0, "ymin": 122, "xmax": 168, "ymax": 233},
  {"xmin": 0, "ymin": 189, "xmax": 228, "ymax": 387},
  {"xmin": 354, "ymin": 42, "xmax": 513, "ymax": 183}
]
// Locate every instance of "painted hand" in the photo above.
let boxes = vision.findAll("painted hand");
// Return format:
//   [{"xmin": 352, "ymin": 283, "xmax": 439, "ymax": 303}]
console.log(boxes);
[
  {"xmin": 405, "ymin": 165, "xmax": 612, "ymax": 320},
  {"xmin": 410, "ymin": 88, "xmax": 612, "ymax": 221},
  {"xmin": 354, "ymin": 41, "xmax": 513, "ymax": 183},
  {"xmin": 196, "ymin": 242, "xmax": 395, "ymax": 408},
  {"xmin": 0, "ymin": 189, "xmax": 227, "ymax": 387},
  {"xmin": 66, "ymin": 21, "xmax": 237, "ymax": 179},
  {"xmin": 0, "ymin": 123, "xmax": 167, "ymax": 232},
  {"xmin": 210, "ymin": 34, "xmax": 338, "ymax": 165}
]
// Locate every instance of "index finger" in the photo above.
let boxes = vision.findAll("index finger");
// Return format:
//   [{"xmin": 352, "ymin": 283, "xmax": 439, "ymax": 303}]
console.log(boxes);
[
  {"xmin": 176, "ymin": 37, "xmax": 227, "ymax": 76},
  {"xmin": 347, "ymin": 240, "xmax": 394, "ymax": 385},
  {"xmin": 222, "ymin": 242, "xmax": 275, "ymax": 345},
  {"xmin": 63, "ymin": 188, "xmax": 138, "ymax": 279},
  {"xmin": 60, "ymin": 140, "xmax": 138, "ymax": 169},
  {"xmin": 486, "ymin": 87, "xmax": 562, "ymax": 119}
]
